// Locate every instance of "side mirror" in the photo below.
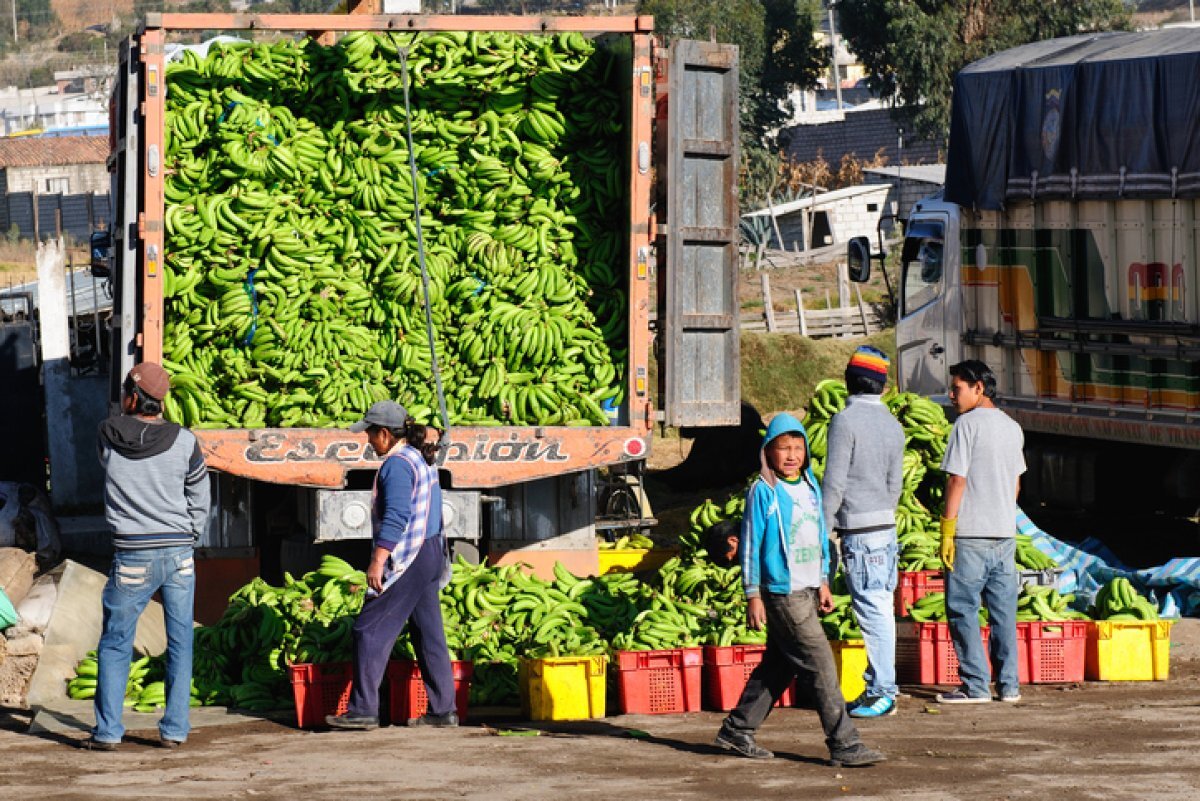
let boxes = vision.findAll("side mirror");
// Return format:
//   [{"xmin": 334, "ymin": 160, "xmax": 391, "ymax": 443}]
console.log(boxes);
[
  {"xmin": 848, "ymin": 236, "xmax": 871, "ymax": 282},
  {"xmin": 90, "ymin": 230, "xmax": 111, "ymax": 278}
]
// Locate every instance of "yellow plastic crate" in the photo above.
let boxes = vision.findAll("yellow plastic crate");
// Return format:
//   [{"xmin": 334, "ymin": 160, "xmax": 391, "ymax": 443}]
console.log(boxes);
[
  {"xmin": 1085, "ymin": 620, "xmax": 1173, "ymax": 681},
  {"xmin": 597, "ymin": 548, "xmax": 677, "ymax": 575},
  {"xmin": 830, "ymin": 639, "xmax": 867, "ymax": 702},
  {"xmin": 519, "ymin": 655, "xmax": 608, "ymax": 721}
]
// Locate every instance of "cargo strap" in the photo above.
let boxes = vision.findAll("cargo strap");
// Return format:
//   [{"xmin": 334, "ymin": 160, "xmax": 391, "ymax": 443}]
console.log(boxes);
[{"xmin": 398, "ymin": 45, "xmax": 450, "ymax": 460}]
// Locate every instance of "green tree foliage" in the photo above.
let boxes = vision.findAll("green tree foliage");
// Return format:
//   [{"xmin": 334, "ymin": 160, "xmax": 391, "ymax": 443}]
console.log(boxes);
[
  {"xmin": 16, "ymin": 0, "xmax": 58, "ymax": 39},
  {"xmin": 837, "ymin": 0, "xmax": 1131, "ymax": 139},
  {"xmin": 639, "ymin": 0, "xmax": 825, "ymax": 207}
]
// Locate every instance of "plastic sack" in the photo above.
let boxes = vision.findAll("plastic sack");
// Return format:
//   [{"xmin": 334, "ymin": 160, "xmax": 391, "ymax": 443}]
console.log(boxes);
[{"xmin": 0, "ymin": 587, "xmax": 17, "ymax": 631}]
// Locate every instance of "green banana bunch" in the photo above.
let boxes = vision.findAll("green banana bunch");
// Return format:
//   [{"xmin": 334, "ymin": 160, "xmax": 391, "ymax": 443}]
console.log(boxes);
[
  {"xmin": 905, "ymin": 591, "xmax": 989, "ymax": 626},
  {"xmin": 1015, "ymin": 535, "xmax": 1059, "ymax": 571},
  {"xmin": 598, "ymin": 532, "xmax": 656, "ymax": 550},
  {"xmin": 1090, "ymin": 577, "xmax": 1159, "ymax": 621},
  {"xmin": 1016, "ymin": 585, "xmax": 1090, "ymax": 622},
  {"xmin": 161, "ymin": 31, "xmax": 628, "ymax": 429},
  {"xmin": 680, "ymin": 492, "xmax": 746, "ymax": 557}
]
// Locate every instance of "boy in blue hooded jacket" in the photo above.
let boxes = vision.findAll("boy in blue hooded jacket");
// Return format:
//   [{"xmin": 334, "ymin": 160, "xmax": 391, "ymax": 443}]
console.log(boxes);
[{"xmin": 714, "ymin": 412, "xmax": 886, "ymax": 768}]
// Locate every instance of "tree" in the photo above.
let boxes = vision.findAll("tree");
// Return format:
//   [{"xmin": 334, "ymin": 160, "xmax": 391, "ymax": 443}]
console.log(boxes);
[
  {"xmin": 837, "ymin": 0, "xmax": 1131, "ymax": 139},
  {"xmin": 639, "ymin": 0, "xmax": 826, "ymax": 206}
]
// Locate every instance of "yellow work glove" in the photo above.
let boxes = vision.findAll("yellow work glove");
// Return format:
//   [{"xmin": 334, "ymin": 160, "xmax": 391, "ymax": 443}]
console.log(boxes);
[{"xmin": 939, "ymin": 518, "xmax": 957, "ymax": 572}]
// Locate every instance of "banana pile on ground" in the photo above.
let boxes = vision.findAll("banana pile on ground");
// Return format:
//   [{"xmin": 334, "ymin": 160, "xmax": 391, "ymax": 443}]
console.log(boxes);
[
  {"xmin": 1015, "ymin": 535, "xmax": 1059, "ymax": 571},
  {"xmin": 655, "ymin": 556, "xmax": 759, "ymax": 647},
  {"xmin": 67, "ymin": 651, "xmax": 206, "ymax": 711},
  {"xmin": 398, "ymin": 558, "xmax": 630, "ymax": 705},
  {"xmin": 904, "ymin": 592, "xmax": 989, "ymax": 626},
  {"xmin": 1016, "ymin": 585, "xmax": 1089, "ymax": 622},
  {"xmin": 1089, "ymin": 577, "xmax": 1160, "ymax": 621},
  {"xmin": 161, "ymin": 30, "xmax": 626, "ymax": 429},
  {"xmin": 597, "ymin": 532, "xmax": 656, "ymax": 550},
  {"xmin": 68, "ymin": 555, "xmax": 367, "ymax": 712}
]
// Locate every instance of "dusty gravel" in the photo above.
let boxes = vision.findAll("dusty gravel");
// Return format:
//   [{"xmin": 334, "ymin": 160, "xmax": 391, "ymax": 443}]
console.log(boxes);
[{"xmin": 1, "ymin": 643, "xmax": 1197, "ymax": 801}]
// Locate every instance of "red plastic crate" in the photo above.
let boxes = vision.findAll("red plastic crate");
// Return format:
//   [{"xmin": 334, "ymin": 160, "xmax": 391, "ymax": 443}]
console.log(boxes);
[
  {"xmin": 701, "ymin": 645, "xmax": 796, "ymax": 711},
  {"xmin": 615, "ymin": 648, "xmax": 703, "ymax": 715},
  {"xmin": 894, "ymin": 571, "xmax": 945, "ymax": 617},
  {"xmin": 895, "ymin": 622, "xmax": 990, "ymax": 685},
  {"xmin": 289, "ymin": 662, "xmax": 353, "ymax": 730},
  {"xmin": 386, "ymin": 660, "xmax": 473, "ymax": 724},
  {"xmin": 1015, "ymin": 621, "xmax": 1087, "ymax": 684}
]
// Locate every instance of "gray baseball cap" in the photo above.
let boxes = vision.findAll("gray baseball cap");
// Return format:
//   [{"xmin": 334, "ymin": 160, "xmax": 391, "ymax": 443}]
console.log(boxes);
[{"xmin": 349, "ymin": 400, "xmax": 408, "ymax": 433}]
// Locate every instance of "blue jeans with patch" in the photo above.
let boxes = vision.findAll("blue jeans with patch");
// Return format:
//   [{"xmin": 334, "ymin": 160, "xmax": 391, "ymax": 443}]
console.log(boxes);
[
  {"xmin": 840, "ymin": 529, "xmax": 899, "ymax": 700},
  {"xmin": 945, "ymin": 537, "xmax": 1019, "ymax": 698},
  {"xmin": 93, "ymin": 545, "xmax": 195, "ymax": 744}
]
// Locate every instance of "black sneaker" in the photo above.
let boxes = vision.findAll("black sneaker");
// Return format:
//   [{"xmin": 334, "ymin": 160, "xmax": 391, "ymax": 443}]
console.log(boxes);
[
  {"xmin": 829, "ymin": 742, "xmax": 887, "ymax": 767},
  {"xmin": 80, "ymin": 736, "xmax": 119, "ymax": 751},
  {"xmin": 325, "ymin": 713, "xmax": 379, "ymax": 730},
  {"xmin": 407, "ymin": 711, "xmax": 459, "ymax": 728},
  {"xmin": 714, "ymin": 727, "xmax": 774, "ymax": 759}
]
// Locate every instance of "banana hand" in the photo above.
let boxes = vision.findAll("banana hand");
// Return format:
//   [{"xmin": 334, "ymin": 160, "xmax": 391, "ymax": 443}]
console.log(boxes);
[{"xmin": 939, "ymin": 518, "xmax": 957, "ymax": 572}]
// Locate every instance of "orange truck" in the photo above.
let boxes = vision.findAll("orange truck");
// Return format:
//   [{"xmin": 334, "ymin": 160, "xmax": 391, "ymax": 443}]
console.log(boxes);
[{"xmin": 96, "ymin": 11, "xmax": 740, "ymax": 605}]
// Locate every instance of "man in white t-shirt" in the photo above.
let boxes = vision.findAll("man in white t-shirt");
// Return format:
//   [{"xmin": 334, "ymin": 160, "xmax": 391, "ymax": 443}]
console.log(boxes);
[{"xmin": 935, "ymin": 360, "xmax": 1026, "ymax": 704}]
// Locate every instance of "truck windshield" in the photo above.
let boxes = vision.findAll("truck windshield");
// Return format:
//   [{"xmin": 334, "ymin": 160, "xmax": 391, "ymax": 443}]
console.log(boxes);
[{"xmin": 900, "ymin": 221, "xmax": 944, "ymax": 316}]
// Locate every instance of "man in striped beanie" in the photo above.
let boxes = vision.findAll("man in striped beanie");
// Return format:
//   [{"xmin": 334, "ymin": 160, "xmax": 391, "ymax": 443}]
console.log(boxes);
[{"xmin": 821, "ymin": 346, "xmax": 905, "ymax": 718}]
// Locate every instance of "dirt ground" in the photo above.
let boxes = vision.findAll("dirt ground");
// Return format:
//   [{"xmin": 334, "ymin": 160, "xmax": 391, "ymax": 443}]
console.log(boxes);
[{"xmin": 1, "ymin": 627, "xmax": 1198, "ymax": 801}]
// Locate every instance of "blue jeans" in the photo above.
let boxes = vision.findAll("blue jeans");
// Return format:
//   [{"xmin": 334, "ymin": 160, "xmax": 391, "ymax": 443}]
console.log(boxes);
[
  {"xmin": 840, "ymin": 529, "xmax": 899, "ymax": 699},
  {"xmin": 93, "ymin": 546, "xmax": 195, "ymax": 744},
  {"xmin": 945, "ymin": 538, "xmax": 1019, "ymax": 698}
]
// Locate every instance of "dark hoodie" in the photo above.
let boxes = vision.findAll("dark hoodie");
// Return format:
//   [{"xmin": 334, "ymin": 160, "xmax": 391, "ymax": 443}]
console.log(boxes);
[{"xmin": 98, "ymin": 415, "xmax": 210, "ymax": 549}]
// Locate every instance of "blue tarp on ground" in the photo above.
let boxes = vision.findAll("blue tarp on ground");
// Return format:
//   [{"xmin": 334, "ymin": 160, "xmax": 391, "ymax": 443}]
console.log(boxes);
[{"xmin": 1017, "ymin": 508, "xmax": 1200, "ymax": 618}]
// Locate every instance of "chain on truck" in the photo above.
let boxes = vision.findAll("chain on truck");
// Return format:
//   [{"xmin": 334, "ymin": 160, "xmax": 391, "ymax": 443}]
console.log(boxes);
[
  {"xmin": 92, "ymin": 9, "xmax": 741, "ymax": 617},
  {"xmin": 848, "ymin": 28, "xmax": 1200, "ymax": 528}
]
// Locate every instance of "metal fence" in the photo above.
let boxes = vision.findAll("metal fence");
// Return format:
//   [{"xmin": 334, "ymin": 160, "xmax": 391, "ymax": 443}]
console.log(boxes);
[{"xmin": 0, "ymin": 191, "xmax": 110, "ymax": 242}]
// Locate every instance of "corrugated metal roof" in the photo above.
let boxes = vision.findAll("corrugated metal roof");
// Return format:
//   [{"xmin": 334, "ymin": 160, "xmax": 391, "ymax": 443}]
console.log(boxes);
[{"xmin": 0, "ymin": 135, "xmax": 109, "ymax": 168}]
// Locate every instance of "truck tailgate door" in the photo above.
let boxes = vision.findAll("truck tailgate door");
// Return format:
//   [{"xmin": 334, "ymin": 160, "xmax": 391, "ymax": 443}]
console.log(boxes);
[{"xmin": 659, "ymin": 39, "xmax": 741, "ymax": 427}]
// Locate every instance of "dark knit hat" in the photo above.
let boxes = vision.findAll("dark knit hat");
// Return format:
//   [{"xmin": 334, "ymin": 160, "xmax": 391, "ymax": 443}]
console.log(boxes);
[{"xmin": 846, "ymin": 346, "xmax": 890, "ymax": 383}]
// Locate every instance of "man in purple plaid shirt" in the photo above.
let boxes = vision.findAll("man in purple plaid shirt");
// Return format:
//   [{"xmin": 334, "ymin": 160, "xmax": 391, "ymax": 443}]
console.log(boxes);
[{"xmin": 327, "ymin": 401, "xmax": 457, "ymax": 730}]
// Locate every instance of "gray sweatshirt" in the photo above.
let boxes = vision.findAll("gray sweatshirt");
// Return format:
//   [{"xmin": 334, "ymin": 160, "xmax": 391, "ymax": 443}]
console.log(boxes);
[
  {"xmin": 98, "ymin": 415, "xmax": 210, "ymax": 549},
  {"xmin": 821, "ymin": 394, "xmax": 905, "ymax": 533}
]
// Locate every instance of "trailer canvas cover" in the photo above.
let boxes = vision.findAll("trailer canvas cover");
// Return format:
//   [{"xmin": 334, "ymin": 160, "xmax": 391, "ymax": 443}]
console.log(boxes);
[{"xmin": 945, "ymin": 29, "xmax": 1200, "ymax": 210}]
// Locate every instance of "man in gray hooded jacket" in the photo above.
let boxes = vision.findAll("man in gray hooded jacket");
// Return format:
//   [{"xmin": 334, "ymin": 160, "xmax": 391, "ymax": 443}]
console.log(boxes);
[{"xmin": 85, "ymin": 362, "xmax": 209, "ymax": 751}]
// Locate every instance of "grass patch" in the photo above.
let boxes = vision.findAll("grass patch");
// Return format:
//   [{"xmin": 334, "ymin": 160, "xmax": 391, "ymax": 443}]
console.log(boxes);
[{"xmin": 740, "ymin": 328, "xmax": 896, "ymax": 417}]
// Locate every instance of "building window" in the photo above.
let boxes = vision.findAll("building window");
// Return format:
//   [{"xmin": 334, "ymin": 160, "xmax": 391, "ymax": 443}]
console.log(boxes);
[{"xmin": 46, "ymin": 178, "xmax": 69, "ymax": 194}]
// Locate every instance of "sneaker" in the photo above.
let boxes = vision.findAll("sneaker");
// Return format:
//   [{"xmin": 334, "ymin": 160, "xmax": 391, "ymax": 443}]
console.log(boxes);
[
  {"xmin": 998, "ymin": 692, "xmax": 1022, "ymax": 703},
  {"xmin": 160, "ymin": 738, "xmax": 184, "ymax": 749},
  {"xmin": 935, "ymin": 688, "xmax": 991, "ymax": 705},
  {"xmin": 714, "ymin": 727, "xmax": 774, "ymax": 759},
  {"xmin": 407, "ymin": 711, "xmax": 459, "ymax": 728},
  {"xmin": 325, "ymin": 713, "xmax": 379, "ymax": 730},
  {"xmin": 829, "ymin": 742, "xmax": 887, "ymax": 767},
  {"xmin": 848, "ymin": 695, "xmax": 897, "ymax": 718},
  {"xmin": 80, "ymin": 736, "xmax": 119, "ymax": 751}
]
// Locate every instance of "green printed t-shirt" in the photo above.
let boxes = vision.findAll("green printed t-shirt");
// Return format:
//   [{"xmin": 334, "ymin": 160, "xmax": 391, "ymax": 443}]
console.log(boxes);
[{"xmin": 779, "ymin": 476, "xmax": 822, "ymax": 591}]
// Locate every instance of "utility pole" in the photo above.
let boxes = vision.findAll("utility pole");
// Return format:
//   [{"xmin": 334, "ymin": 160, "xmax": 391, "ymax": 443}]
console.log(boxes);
[
  {"xmin": 11, "ymin": 0, "xmax": 18, "ymax": 44},
  {"xmin": 828, "ymin": 3, "xmax": 842, "ymax": 111}
]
